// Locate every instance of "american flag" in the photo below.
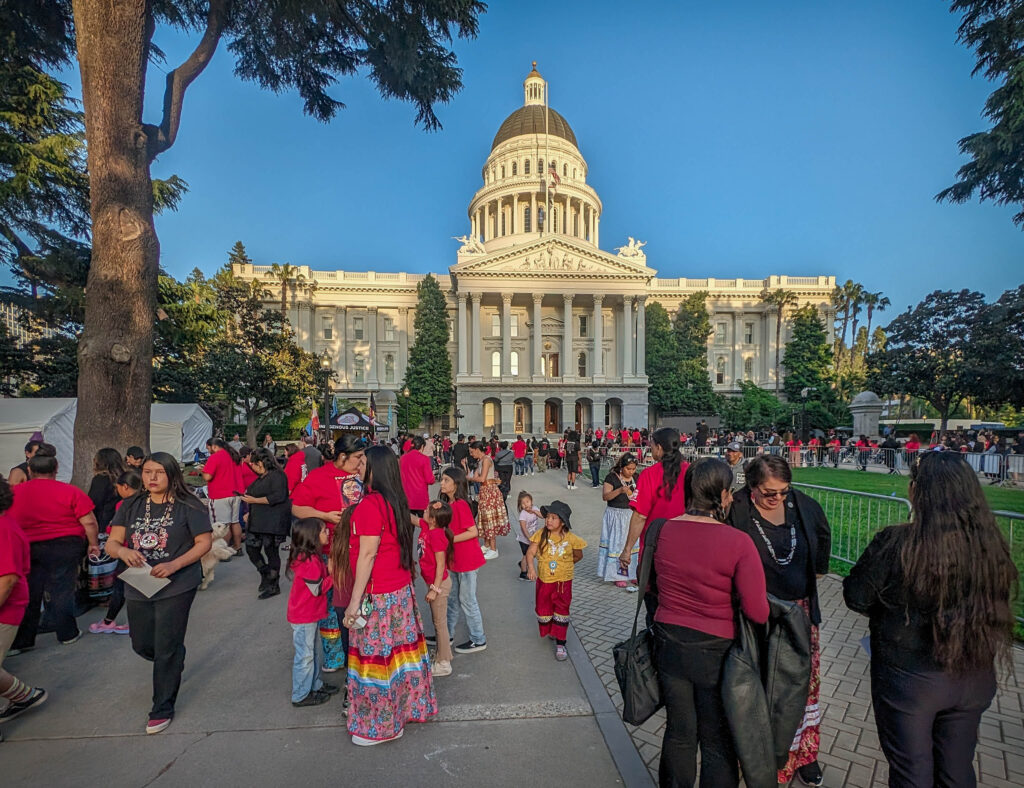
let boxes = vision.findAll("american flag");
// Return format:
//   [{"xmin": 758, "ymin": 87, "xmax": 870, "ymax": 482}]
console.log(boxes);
[
  {"xmin": 548, "ymin": 165, "xmax": 560, "ymax": 191},
  {"xmin": 310, "ymin": 400, "xmax": 320, "ymax": 433}
]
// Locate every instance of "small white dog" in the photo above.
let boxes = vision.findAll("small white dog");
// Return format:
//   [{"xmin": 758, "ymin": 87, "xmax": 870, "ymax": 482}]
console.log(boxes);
[{"xmin": 199, "ymin": 522, "xmax": 236, "ymax": 590}]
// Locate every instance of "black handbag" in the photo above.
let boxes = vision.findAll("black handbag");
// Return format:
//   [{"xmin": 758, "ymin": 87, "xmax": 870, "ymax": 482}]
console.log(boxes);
[{"xmin": 612, "ymin": 518, "xmax": 668, "ymax": 725}]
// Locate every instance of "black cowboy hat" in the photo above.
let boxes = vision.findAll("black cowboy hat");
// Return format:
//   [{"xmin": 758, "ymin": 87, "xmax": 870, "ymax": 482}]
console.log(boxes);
[{"xmin": 540, "ymin": 500, "xmax": 573, "ymax": 530}]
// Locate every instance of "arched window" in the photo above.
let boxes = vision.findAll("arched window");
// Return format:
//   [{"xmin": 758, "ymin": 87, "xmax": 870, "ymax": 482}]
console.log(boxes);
[
  {"xmin": 524, "ymin": 206, "xmax": 531, "ymax": 232},
  {"xmin": 500, "ymin": 165, "xmax": 505, "ymax": 178},
  {"xmin": 573, "ymin": 168, "xmax": 577, "ymax": 179},
  {"xmin": 512, "ymin": 161, "xmax": 518, "ymax": 176},
  {"xmin": 538, "ymin": 206, "xmax": 545, "ymax": 231},
  {"xmin": 563, "ymin": 163, "xmax": 568, "ymax": 177},
  {"xmin": 744, "ymin": 357, "xmax": 754, "ymax": 381},
  {"xmin": 716, "ymin": 356, "xmax": 727, "ymax": 385},
  {"xmin": 484, "ymin": 401, "xmax": 497, "ymax": 429},
  {"xmin": 510, "ymin": 351, "xmax": 519, "ymax": 377},
  {"xmin": 524, "ymin": 159, "xmax": 531, "ymax": 175},
  {"xmin": 491, "ymin": 351, "xmax": 501, "ymax": 377},
  {"xmin": 550, "ymin": 160, "xmax": 556, "ymax": 173},
  {"xmin": 384, "ymin": 353, "xmax": 395, "ymax": 384},
  {"xmin": 553, "ymin": 207, "xmax": 559, "ymax": 234},
  {"xmin": 578, "ymin": 352, "xmax": 587, "ymax": 377},
  {"xmin": 353, "ymin": 353, "xmax": 364, "ymax": 384},
  {"xmin": 501, "ymin": 212, "xmax": 506, "ymax": 236},
  {"xmin": 540, "ymin": 355, "xmax": 546, "ymax": 376},
  {"xmin": 537, "ymin": 158, "xmax": 543, "ymax": 173}
]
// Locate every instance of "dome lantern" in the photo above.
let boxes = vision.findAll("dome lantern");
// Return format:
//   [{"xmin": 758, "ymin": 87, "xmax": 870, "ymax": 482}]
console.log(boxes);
[{"xmin": 524, "ymin": 61, "xmax": 546, "ymax": 107}]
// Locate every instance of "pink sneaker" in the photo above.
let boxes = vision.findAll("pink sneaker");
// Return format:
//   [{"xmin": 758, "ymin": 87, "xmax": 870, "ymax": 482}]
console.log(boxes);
[
  {"xmin": 113, "ymin": 624, "xmax": 130, "ymax": 635},
  {"xmin": 89, "ymin": 620, "xmax": 117, "ymax": 634}
]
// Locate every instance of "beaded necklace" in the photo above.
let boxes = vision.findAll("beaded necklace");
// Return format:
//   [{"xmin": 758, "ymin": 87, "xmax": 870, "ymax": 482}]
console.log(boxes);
[
  {"xmin": 143, "ymin": 493, "xmax": 176, "ymax": 532},
  {"xmin": 750, "ymin": 505, "xmax": 797, "ymax": 566}
]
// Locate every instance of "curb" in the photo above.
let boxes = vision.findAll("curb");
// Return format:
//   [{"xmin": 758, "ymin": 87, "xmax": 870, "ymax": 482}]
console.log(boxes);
[{"xmin": 566, "ymin": 625, "xmax": 654, "ymax": 788}]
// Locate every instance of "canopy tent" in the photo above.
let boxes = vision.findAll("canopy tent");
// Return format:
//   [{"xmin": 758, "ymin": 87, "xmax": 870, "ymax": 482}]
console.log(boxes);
[
  {"xmin": 0, "ymin": 398, "xmax": 213, "ymax": 482},
  {"xmin": 330, "ymin": 407, "xmax": 389, "ymax": 433}
]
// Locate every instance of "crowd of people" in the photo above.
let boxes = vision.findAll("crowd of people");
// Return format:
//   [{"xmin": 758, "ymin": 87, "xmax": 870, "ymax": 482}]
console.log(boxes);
[{"xmin": 0, "ymin": 424, "xmax": 1018, "ymax": 788}]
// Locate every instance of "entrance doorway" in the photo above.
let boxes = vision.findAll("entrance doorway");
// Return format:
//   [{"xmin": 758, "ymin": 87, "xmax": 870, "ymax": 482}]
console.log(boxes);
[{"xmin": 544, "ymin": 399, "xmax": 561, "ymax": 433}]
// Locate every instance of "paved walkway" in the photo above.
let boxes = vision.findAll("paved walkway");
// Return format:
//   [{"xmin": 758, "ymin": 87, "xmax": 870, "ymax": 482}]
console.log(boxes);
[{"xmin": 507, "ymin": 467, "xmax": 1024, "ymax": 787}]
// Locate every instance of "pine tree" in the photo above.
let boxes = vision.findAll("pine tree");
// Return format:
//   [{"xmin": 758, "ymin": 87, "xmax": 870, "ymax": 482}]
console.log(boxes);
[
  {"xmin": 228, "ymin": 241, "xmax": 252, "ymax": 268},
  {"xmin": 782, "ymin": 305, "xmax": 833, "ymax": 402},
  {"xmin": 403, "ymin": 274, "xmax": 452, "ymax": 431},
  {"xmin": 672, "ymin": 293, "xmax": 718, "ymax": 413}
]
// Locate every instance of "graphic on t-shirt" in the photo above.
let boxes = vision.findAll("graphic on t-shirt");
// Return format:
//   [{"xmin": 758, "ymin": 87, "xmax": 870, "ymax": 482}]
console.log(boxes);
[
  {"xmin": 131, "ymin": 520, "xmax": 170, "ymax": 560},
  {"xmin": 339, "ymin": 476, "xmax": 364, "ymax": 508}
]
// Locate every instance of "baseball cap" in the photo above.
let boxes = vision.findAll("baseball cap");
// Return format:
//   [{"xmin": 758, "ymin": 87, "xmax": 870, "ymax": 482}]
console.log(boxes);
[{"xmin": 726, "ymin": 441, "xmax": 743, "ymax": 452}]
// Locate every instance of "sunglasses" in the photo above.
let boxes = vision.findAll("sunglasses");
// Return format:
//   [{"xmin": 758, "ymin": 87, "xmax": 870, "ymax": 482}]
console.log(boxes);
[{"xmin": 756, "ymin": 487, "xmax": 790, "ymax": 500}]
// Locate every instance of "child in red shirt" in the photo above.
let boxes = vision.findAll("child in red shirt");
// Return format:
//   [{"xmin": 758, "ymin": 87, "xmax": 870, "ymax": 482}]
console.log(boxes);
[
  {"xmin": 419, "ymin": 501, "xmax": 455, "ymax": 676},
  {"xmin": 286, "ymin": 518, "xmax": 340, "ymax": 707}
]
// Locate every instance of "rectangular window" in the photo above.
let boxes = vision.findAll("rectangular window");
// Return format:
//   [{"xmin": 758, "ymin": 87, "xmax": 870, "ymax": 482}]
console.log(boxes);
[
  {"xmin": 744, "ymin": 322, "xmax": 753, "ymax": 344},
  {"xmin": 353, "ymin": 316, "xmax": 364, "ymax": 341},
  {"xmin": 384, "ymin": 317, "xmax": 395, "ymax": 342},
  {"xmin": 510, "ymin": 315, "xmax": 519, "ymax": 337},
  {"xmin": 321, "ymin": 316, "xmax": 333, "ymax": 340},
  {"xmin": 579, "ymin": 315, "xmax": 588, "ymax": 338},
  {"xmin": 510, "ymin": 351, "xmax": 519, "ymax": 376},
  {"xmin": 744, "ymin": 357, "xmax": 754, "ymax": 381},
  {"xmin": 715, "ymin": 322, "xmax": 726, "ymax": 345},
  {"xmin": 353, "ymin": 355, "xmax": 364, "ymax": 383},
  {"xmin": 491, "ymin": 314, "xmax": 501, "ymax": 337}
]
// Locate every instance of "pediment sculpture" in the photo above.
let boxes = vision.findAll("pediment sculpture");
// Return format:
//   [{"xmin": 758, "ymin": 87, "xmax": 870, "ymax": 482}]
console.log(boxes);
[
  {"xmin": 615, "ymin": 236, "xmax": 647, "ymax": 258},
  {"xmin": 518, "ymin": 247, "xmax": 592, "ymax": 271},
  {"xmin": 453, "ymin": 235, "xmax": 486, "ymax": 254}
]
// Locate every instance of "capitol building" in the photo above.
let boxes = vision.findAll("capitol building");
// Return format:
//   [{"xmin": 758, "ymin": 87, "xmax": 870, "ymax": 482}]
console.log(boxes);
[{"xmin": 232, "ymin": 64, "xmax": 835, "ymax": 437}]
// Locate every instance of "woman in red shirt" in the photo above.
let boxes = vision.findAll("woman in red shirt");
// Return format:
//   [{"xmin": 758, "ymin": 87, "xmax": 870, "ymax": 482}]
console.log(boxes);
[
  {"xmin": 399, "ymin": 435, "xmax": 435, "ymax": 517},
  {"xmin": 651, "ymin": 458, "xmax": 768, "ymax": 787},
  {"xmin": 339, "ymin": 446, "xmax": 437, "ymax": 745},
  {"xmin": 291, "ymin": 435, "xmax": 365, "ymax": 673},
  {"xmin": 202, "ymin": 439, "xmax": 243, "ymax": 553},
  {"xmin": 9, "ymin": 449, "xmax": 100, "ymax": 650}
]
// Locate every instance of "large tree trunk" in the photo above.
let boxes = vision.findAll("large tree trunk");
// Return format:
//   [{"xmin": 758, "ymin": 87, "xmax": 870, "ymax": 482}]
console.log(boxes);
[
  {"xmin": 71, "ymin": 0, "xmax": 157, "ymax": 485},
  {"xmin": 246, "ymin": 411, "xmax": 258, "ymax": 449}
]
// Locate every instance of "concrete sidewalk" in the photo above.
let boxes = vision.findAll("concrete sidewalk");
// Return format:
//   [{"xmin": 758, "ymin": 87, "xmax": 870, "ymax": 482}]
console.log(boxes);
[{"xmin": 1, "ymin": 502, "xmax": 632, "ymax": 786}]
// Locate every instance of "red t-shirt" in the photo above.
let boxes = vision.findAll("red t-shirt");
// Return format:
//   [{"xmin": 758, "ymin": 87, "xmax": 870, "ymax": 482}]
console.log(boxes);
[
  {"xmin": 632, "ymin": 430, "xmax": 641, "ymax": 444},
  {"xmin": 595, "ymin": 429, "xmax": 603, "ymax": 440},
  {"xmin": 284, "ymin": 451, "xmax": 305, "ymax": 493},
  {"xmin": 348, "ymin": 492, "xmax": 411, "ymax": 594},
  {"xmin": 402, "ymin": 439, "xmax": 413, "ymax": 454},
  {"xmin": 512, "ymin": 440, "xmax": 528, "ymax": 459},
  {"xmin": 418, "ymin": 521, "xmax": 450, "ymax": 585},
  {"xmin": 203, "ymin": 450, "xmax": 237, "ymax": 500},
  {"xmin": 9, "ymin": 479, "xmax": 94, "ymax": 543},
  {"xmin": 905, "ymin": 441, "xmax": 920, "ymax": 452},
  {"xmin": 632, "ymin": 460, "xmax": 688, "ymax": 555},
  {"xmin": 0, "ymin": 515, "xmax": 30, "ymax": 625},
  {"xmin": 291, "ymin": 464, "xmax": 364, "ymax": 544},
  {"xmin": 450, "ymin": 498, "xmax": 485, "ymax": 573},
  {"xmin": 653, "ymin": 517, "xmax": 769, "ymax": 639},
  {"xmin": 399, "ymin": 449, "xmax": 434, "ymax": 511},
  {"xmin": 240, "ymin": 462, "xmax": 259, "ymax": 490},
  {"xmin": 286, "ymin": 553, "xmax": 333, "ymax": 624}
]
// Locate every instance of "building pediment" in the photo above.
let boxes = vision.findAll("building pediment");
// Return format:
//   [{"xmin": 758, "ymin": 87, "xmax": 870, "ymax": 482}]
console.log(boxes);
[{"xmin": 451, "ymin": 238, "xmax": 655, "ymax": 280}]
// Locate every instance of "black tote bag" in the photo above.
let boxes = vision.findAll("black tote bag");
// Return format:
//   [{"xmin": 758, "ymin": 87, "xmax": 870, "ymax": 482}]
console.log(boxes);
[{"xmin": 612, "ymin": 518, "xmax": 667, "ymax": 726}]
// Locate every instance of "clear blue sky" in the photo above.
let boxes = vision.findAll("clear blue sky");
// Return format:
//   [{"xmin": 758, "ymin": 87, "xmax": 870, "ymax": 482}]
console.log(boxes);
[{"xmin": 67, "ymin": 0, "xmax": 1024, "ymax": 315}]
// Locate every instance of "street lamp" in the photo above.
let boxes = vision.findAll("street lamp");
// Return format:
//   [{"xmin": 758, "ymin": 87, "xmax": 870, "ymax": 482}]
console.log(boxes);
[
  {"xmin": 800, "ymin": 386, "xmax": 817, "ymax": 443},
  {"xmin": 320, "ymin": 354, "xmax": 332, "ymax": 443},
  {"xmin": 402, "ymin": 385, "xmax": 411, "ymax": 434}
]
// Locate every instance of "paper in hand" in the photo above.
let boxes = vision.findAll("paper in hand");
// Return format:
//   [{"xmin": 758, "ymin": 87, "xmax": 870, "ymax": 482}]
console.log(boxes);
[{"xmin": 120, "ymin": 563, "xmax": 171, "ymax": 598}]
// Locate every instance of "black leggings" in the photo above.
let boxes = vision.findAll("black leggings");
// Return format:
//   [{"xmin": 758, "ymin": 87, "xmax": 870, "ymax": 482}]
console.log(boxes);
[
  {"xmin": 103, "ymin": 577, "xmax": 126, "ymax": 622},
  {"xmin": 127, "ymin": 588, "xmax": 197, "ymax": 720},
  {"xmin": 654, "ymin": 622, "xmax": 738, "ymax": 788},
  {"xmin": 245, "ymin": 533, "xmax": 283, "ymax": 577}
]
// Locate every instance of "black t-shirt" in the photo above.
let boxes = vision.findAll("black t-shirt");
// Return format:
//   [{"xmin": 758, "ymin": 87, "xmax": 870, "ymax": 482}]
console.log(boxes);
[
  {"xmin": 604, "ymin": 472, "xmax": 634, "ymax": 509},
  {"xmin": 88, "ymin": 474, "xmax": 120, "ymax": 529},
  {"xmin": 748, "ymin": 505, "xmax": 810, "ymax": 601},
  {"xmin": 451, "ymin": 442, "xmax": 469, "ymax": 467},
  {"xmin": 111, "ymin": 496, "xmax": 213, "ymax": 601},
  {"xmin": 538, "ymin": 441, "xmax": 549, "ymax": 457},
  {"xmin": 246, "ymin": 469, "xmax": 291, "ymax": 536}
]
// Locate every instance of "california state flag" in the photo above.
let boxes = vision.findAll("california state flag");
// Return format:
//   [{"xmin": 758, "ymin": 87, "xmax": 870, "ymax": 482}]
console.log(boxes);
[{"xmin": 310, "ymin": 400, "xmax": 320, "ymax": 433}]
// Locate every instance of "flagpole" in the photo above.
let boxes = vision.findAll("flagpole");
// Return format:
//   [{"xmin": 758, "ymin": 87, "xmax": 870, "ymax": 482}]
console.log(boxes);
[{"xmin": 544, "ymin": 73, "xmax": 549, "ymax": 238}]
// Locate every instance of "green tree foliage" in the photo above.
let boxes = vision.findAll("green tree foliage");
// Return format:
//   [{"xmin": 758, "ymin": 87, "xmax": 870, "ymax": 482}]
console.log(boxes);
[
  {"xmin": 645, "ymin": 302, "xmax": 687, "ymax": 415},
  {"xmin": 645, "ymin": 300, "xmax": 719, "ymax": 415},
  {"xmin": 672, "ymin": 292, "xmax": 712, "ymax": 360},
  {"xmin": 402, "ymin": 274, "xmax": 452, "ymax": 430},
  {"xmin": 938, "ymin": 1, "xmax": 1024, "ymax": 227},
  {"xmin": 760, "ymin": 288, "xmax": 799, "ymax": 394},
  {"xmin": 967, "ymin": 284, "xmax": 1024, "ymax": 409},
  {"xmin": 782, "ymin": 306, "xmax": 833, "ymax": 401},
  {"xmin": 866, "ymin": 289, "xmax": 989, "ymax": 432},
  {"xmin": 721, "ymin": 382, "xmax": 786, "ymax": 432}
]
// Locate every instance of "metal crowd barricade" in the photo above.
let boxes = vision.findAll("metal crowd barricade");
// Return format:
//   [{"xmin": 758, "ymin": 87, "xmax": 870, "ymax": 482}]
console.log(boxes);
[
  {"xmin": 792, "ymin": 483, "xmax": 912, "ymax": 567},
  {"xmin": 994, "ymin": 510, "xmax": 1024, "ymax": 624}
]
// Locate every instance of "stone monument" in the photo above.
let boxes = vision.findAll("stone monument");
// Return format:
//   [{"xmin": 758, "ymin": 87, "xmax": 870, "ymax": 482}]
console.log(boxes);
[{"xmin": 848, "ymin": 391, "xmax": 884, "ymax": 438}]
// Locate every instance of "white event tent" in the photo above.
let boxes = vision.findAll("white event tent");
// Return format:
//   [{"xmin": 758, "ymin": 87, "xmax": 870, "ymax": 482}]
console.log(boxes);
[{"xmin": 0, "ymin": 398, "xmax": 213, "ymax": 482}]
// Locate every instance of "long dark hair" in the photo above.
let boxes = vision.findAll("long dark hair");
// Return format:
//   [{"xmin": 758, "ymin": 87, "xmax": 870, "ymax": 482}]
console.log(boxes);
[
  {"xmin": 334, "ymin": 434, "xmax": 364, "ymax": 462},
  {"xmin": 330, "ymin": 506, "xmax": 356, "ymax": 592},
  {"xmin": 683, "ymin": 458, "xmax": 733, "ymax": 522},
  {"xmin": 428, "ymin": 500, "xmax": 456, "ymax": 571},
  {"xmin": 652, "ymin": 427, "xmax": 683, "ymax": 497},
  {"xmin": 364, "ymin": 445, "xmax": 414, "ymax": 576},
  {"xmin": 440, "ymin": 466, "xmax": 470, "ymax": 503},
  {"xmin": 903, "ymin": 452, "xmax": 1018, "ymax": 673},
  {"xmin": 286, "ymin": 518, "xmax": 324, "ymax": 579},
  {"xmin": 612, "ymin": 452, "xmax": 637, "ymax": 475},
  {"xmin": 536, "ymin": 509, "xmax": 570, "ymax": 560},
  {"xmin": 144, "ymin": 452, "xmax": 204, "ymax": 509},
  {"xmin": 211, "ymin": 438, "xmax": 240, "ymax": 465},
  {"xmin": 93, "ymin": 448, "xmax": 125, "ymax": 483},
  {"xmin": 115, "ymin": 470, "xmax": 143, "ymax": 497},
  {"xmin": 249, "ymin": 448, "xmax": 278, "ymax": 473}
]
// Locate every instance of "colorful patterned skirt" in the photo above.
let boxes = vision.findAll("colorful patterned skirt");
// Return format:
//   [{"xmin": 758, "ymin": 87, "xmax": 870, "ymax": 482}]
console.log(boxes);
[
  {"xmin": 778, "ymin": 599, "xmax": 821, "ymax": 783},
  {"xmin": 346, "ymin": 584, "xmax": 437, "ymax": 740},
  {"xmin": 318, "ymin": 588, "xmax": 346, "ymax": 671},
  {"xmin": 477, "ymin": 483, "xmax": 510, "ymax": 539},
  {"xmin": 596, "ymin": 507, "xmax": 637, "ymax": 582}
]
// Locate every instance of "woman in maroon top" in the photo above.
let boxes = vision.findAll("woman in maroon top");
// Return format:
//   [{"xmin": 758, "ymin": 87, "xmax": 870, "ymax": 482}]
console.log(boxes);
[{"xmin": 650, "ymin": 458, "xmax": 768, "ymax": 788}]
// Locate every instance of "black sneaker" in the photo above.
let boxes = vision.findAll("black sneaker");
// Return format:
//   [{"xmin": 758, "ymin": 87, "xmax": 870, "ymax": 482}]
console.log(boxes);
[
  {"xmin": 320, "ymin": 682, "xmax": 341, "ymax": 695},
  {"xmin": 292, "ymin": 690, "xmax": 330, "ymax": 707},
  {"xmin": 518, "ymin": 571, "xmax": 529, "ymax": 581},
  {"xmin": 796, "ymin": 762, "xmax": 824, "ymax": 787},
  {"xmin": 0, "ymin": 688, "xmax": 47, "ymax": 722},
  {"xmin": 424, "ymin": 634, "xmax": 454, "ymax": 646},
  {"xmin": 454, "ymin": 640, "xmax": 487, "ymax": 654}
]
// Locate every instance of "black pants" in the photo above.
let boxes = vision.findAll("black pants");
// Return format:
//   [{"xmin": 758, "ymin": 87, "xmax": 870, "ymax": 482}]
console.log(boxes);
[
  {"xmin": 245, "ymin": 532, "xmax": 283, "ymax": 580},
  {"xmin": 13, "ymin": 536, "xmax": 86, "ymax": 648},
  {"xmin": 654, "ymin": 622, "xmax": 738, "ymax": 788},
  {"xmin": 104, "ymin": 577, "xmax": 126, "ymax": 622},
  {"xmin": 127, "ymin": 588, "xmax": 197, "ymax": 720},
  {"xmin": 871, "ymin": 660, "xmax": 996, "ymax": 788}
]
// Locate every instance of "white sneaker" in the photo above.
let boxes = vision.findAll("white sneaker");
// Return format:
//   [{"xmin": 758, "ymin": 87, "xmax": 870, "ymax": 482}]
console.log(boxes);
[
  {"xmin": 431, "ymin": 659, "xmax": 452, "ymax": 677},
  {"xmin": 483, "ymin": 549, "xmax": 499, "ymax": 560},
  {"xmin": 352, "ymin": 729, "xmax": 404, "ymax": 746}
]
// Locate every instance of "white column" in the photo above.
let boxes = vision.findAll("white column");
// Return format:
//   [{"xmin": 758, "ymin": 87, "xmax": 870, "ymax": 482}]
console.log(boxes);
[
  {"xmin": 457, "ymin": 293, "xmax": 468, "ymax": 376},
  {"xmin": 593, "ymin": 295, "xmax": 604, "ymax": 380},
  {"xmin": 470, "ymin": 293, "xmax": 482, "ymax": 377},
  {"xmin": 636, "ymin": 296, "xmax": 646, "ymax": 377},
  {"xmin": 733, "ymin": 311, "xmax": 743, "ymax": 386},
  {"xmin": 367, "ymin": 306, "xmax": 379, "ymax": 385},
  {"xmin": 398, "ymin": 307, "xmax": 409, "ymax": 383},
  {"xmin": 501, "ymin": 294, "xmax": 512, "ymax": 379},
  {"xmin": 762, "ymin": 310, "xmax": 772, "ymax": 383},
  {"xmin": 594, "ymin": 214, "xmax": 600, "ymax": 248},
  {"xmin": 530, "ymin": 192, "xmax": 537, "ymax": 232},
  {"xmin": 342, "ymin": 308, "xmax": 352, "ymax": 385},
  {"xmin": 335, "ymin": 306, "xmax": 347, "ymax": 385},
  {"xmin": 512, "ymin": 194, "xmax": 518, "ymax": 234},
  {"xmin": 532, "ymin": 294, "xmax": 543, "ymax": 381},
  {"xmin": 622, "ymin": 296, "xmax": 633, "ymax": 380},
  {"xmin": 470, "ymin": 212, "xmax": 477, "ymax": 240},
  {"xmin": 563, "ymin": 294, "xmax": 574, "ymax": 381}
]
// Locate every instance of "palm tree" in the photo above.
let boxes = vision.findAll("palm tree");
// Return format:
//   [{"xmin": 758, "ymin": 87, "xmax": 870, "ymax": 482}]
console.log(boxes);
[
  {"xmin": 264, "ymin": 262, "xmax": 304, "ymax": 326},
  {"xmin": 835, "ymin": 280, "xmax": 863, "ymax": 373},
  {"xmin": 760, "ymin": 288, "xmax": 799, "ymax": 394},
  {"xmin": 862, "ymin": 290, "xmax": 890, "ymax": 341}
]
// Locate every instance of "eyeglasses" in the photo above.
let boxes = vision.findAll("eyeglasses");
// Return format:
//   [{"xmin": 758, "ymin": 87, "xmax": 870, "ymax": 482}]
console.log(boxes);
[{"xmin": 756, "ymin": 487, "xmax": 790, "ymax": 500}]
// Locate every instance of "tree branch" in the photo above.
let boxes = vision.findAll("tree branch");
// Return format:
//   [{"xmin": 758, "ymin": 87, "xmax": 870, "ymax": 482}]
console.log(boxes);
[
  {"xmin": 0, "ymin": 223, "xmax": 35, "ymax": 260},
  {"xmin": 145, "ymin": 0, "xmax": 231, "ymax": 162}
]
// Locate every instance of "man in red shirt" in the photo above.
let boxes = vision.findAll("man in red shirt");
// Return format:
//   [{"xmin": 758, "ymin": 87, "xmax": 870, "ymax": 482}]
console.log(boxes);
[{"xmin": 512, "ymin": 435, "xmax": 528, "ymax": 476}]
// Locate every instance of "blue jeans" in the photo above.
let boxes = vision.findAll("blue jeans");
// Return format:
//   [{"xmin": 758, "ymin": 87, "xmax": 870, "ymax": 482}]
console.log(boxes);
[
  {"xmin": 291, "ymin": 622, "xmax": 324, "ymax": 702},
  {"xmin": 446, "ymin": 570, "xmax": 485, "ymax": 644},
  {"xmin": 514, "ymin": 458, "xmax": 525, "ymax": 475},
  {"xmin": 524, "ymin": 455, "xmax": 534, "ymax": 473}
]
